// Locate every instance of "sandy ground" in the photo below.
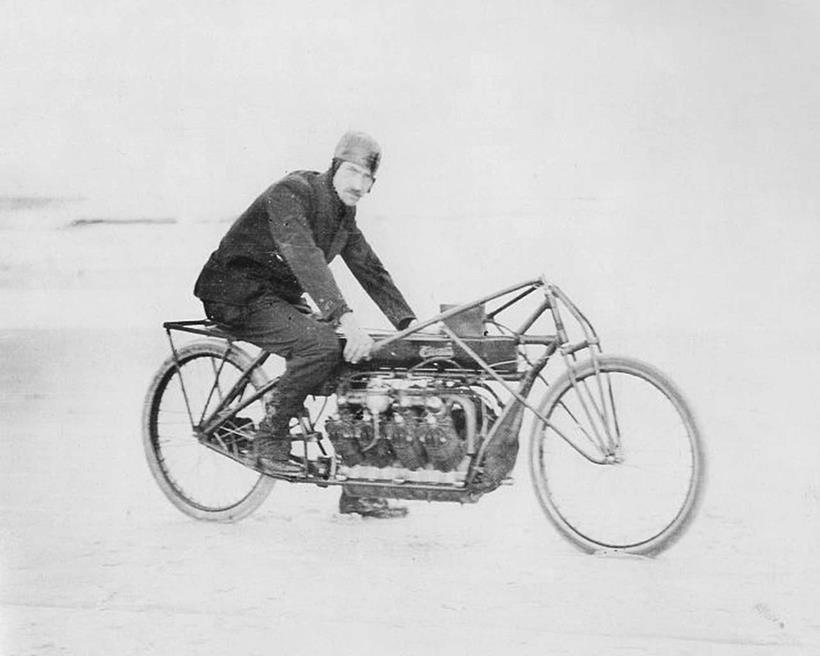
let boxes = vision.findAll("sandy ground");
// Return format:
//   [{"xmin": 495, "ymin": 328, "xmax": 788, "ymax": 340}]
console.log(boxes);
[{"xmin": 1, "ymin": 211, "xmax": 818, "ymax": 655}]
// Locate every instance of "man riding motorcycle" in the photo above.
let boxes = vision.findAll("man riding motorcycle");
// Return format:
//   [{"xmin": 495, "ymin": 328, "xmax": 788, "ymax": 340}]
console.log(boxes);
[{"xmin": 193, "ymin": 131, "xmax": 415, "ymax": 518}]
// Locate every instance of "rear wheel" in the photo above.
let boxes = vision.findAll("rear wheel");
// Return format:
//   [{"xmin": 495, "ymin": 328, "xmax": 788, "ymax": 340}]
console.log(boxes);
[
  {"xmin": 142, "ymin": 340, "xmax": 275, "ymax": 521},
  {"xmin": 529, "ymin": 355, "xmax": 704, "ymax": 555}
]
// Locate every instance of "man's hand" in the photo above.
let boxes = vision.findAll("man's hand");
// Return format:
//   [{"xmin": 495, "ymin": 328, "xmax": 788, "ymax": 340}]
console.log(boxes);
[{"xmin": 339, "ymin": 312, "xmax": 374, "ymax": 364}]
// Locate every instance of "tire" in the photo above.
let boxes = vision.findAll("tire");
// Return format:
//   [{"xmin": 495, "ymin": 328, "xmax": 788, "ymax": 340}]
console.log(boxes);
[
  {"xmin": 142, "ymin": 339, "xmax": 275, "ymax": 521},
  {"xmin": 528, "ymin": 355, "xmax": 704, "ymax": 555}
]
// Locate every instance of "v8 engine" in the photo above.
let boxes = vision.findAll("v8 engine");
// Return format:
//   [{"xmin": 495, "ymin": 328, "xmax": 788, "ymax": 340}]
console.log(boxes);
[{"xmin": 325, "ymin": 375, "xmax": 497, "ymax": 485}]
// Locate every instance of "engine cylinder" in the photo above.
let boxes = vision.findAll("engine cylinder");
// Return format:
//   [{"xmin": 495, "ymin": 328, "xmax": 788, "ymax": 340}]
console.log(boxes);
[
  {"xmin": 420, "ymin": 413, "xmax": 465, "ymax": 471},
  {"xmin": 386, "ymin": 411, "xmax": 426, "ymax": 470},
  {"xmin": 325, "ymin": 412, "xmax": 364, "ymax": 465}
]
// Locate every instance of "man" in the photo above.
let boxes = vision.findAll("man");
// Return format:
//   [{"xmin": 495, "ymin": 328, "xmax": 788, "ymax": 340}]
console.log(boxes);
[{"xmin": 194, "ymin": 131, "xmax": 415, "ymax": 518}]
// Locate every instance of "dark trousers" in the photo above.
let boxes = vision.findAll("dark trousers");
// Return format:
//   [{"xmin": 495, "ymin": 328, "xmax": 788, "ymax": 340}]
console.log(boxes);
[
  {"xmin": 203, "ymin": 294, "xmax": 341, "ymax": 431},
  {"xmin": 203, "ymin": 295, "xmax": 389, "ymax": 506}
]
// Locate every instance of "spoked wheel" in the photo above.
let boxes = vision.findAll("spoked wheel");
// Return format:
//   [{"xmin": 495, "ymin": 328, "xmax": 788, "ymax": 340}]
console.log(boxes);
[
  {"xmin": 529, "ymin": 355, "xmax": 704, "ymax": 555},
  {"xmin": 142, "ymin": 339, "xmax": 276, "ymax": 521}
]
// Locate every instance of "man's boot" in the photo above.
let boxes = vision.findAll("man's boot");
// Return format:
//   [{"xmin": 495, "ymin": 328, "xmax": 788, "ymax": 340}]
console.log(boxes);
[
  {"xmin": 254, "ymin": 391, "xmax": 303, "ymax": 476},
  {"xmin": 338, "ymin": 488, "xmax": 409, "ymax": 518},
  {"xmin": 255, "ymin": 433, "xmax": 303, "ymax": 476}
]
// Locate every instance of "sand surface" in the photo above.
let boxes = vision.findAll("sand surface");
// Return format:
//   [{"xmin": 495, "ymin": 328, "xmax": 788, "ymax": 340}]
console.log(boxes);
[{"xmin": 1, "ymin": 208, "xmax": 818, "ymax": 655}]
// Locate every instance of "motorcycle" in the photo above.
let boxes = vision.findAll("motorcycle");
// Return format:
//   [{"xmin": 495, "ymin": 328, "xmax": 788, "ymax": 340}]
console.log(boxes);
[{"xmin": 142, "ymin": 276, "xmax": 704, "ymax": 555}]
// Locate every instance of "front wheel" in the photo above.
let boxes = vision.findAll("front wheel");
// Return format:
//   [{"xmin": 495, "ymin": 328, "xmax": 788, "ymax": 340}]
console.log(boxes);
[
  {"xmin": 142, "ymin": 339, "xmax": 276, "ymax": 521},
  {"xmin": 529, "ymin": 355, "xmax": 704, "ymax": 555}
]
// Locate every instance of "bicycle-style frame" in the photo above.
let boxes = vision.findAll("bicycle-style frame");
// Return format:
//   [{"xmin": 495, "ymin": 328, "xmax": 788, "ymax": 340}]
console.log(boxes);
[{"xmin": 161, "ymin": 276, "xmax": 623, "ymax": 481}]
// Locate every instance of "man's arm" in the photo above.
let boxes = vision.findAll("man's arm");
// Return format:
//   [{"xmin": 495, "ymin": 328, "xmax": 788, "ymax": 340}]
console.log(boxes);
[
  {"xmin": 264, "ymin": 185, "xmax": 351, "ymax": 323},
  {"xmin": 265, "ymin": 185, "xmax": 374, "ymax": 363},
  {"xmin": 341, "ymin": 223, "xmax": 416, "ymax": 330}
]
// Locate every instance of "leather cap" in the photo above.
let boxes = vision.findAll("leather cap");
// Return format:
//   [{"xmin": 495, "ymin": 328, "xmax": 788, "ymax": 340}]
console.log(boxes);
[{"xmin": 333, "ymin": 131, "xmax": 381, "ymax": 175}]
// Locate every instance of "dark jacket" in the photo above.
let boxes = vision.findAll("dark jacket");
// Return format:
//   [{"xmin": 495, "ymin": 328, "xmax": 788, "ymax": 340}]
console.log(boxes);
[{"xmin": 194, "ymin": 169, "xmax": 415, "ymax": 328}]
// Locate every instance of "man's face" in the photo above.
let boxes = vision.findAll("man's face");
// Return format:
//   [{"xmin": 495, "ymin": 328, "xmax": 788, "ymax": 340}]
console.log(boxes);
[{"xmin": 332, "ymin": 161, "xmax": 375, "ymax": 207}]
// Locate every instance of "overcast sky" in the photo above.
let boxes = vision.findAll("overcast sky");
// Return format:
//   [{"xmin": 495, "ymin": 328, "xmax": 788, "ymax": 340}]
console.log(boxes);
[{"xmin": 2, "ymin": 0, "xmax": 819, "ymax": 225}]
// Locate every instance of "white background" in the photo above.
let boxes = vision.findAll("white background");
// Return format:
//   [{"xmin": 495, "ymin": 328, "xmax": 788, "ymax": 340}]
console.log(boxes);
[{"xmin": 1, "ymin": 1, "xmax": 819, "ymax": 653}]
